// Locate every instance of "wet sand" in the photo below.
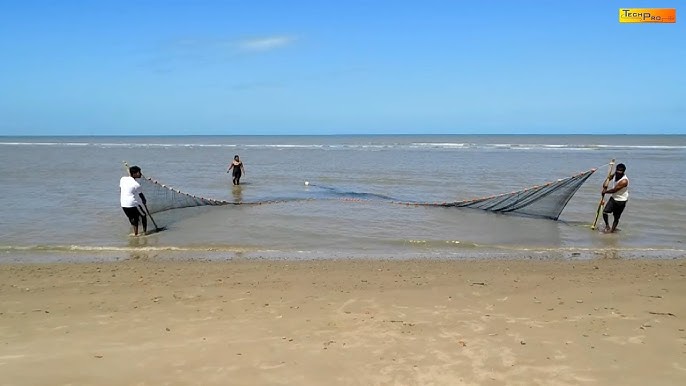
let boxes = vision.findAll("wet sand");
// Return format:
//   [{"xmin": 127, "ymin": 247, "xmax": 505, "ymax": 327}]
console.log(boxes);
[{"xmin": 1, "ymin": 258, "xmax": 685, "ymax": 385}]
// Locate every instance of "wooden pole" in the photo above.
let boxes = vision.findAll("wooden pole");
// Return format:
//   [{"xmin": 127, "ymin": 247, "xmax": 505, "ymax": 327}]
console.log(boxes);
[{"xmin": 591, "ymin": 159, "xmax": 615, "ymax": 230}]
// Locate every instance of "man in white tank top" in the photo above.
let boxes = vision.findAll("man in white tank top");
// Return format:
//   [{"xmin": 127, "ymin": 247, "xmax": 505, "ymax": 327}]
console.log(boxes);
[
  {"xmin": 120, "ymin": 166, "xmax": 148, "ymax": 236},
  {"xmin": 601, "ymin": 163, "xmax": 629, "ymax": 233}
]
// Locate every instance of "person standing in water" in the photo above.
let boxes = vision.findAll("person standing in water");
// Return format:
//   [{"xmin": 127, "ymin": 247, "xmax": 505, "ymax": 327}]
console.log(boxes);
[
  {"xmin": 227, "ymin": 155, "xmax": 246, "ymax": 185},
  {"xmin": 120, "ymin": 165, "xmax": 148, "ymax": 236},
  {"xmin": 602, "ymin": 163, "xmax": 629, "ymax": 233}
]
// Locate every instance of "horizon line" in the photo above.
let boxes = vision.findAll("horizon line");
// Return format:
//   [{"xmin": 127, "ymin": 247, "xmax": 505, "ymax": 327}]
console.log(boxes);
[{"xmin": 1, "ymin": 133, "xmax": 685, "ymax": 137}]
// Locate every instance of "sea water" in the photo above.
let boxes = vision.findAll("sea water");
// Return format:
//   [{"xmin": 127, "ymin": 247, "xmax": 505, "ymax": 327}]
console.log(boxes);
[{"xmin": 0, "ymin": 135, "xmax": 684, "ymax": 262}]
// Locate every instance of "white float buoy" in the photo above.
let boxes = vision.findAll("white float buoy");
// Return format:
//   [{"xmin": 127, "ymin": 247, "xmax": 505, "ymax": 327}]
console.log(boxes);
[{"xmin": 304, "ymin": 181, "xmax": 309, "ymax": 186}]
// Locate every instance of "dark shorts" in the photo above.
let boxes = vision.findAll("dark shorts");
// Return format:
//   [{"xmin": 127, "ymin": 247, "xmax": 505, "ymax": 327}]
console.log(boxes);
[
  {"xmin": 603, "ymin": 197, "xmax": 627, "ymax": 219},
  {"xmin": 232, "ymin": 169, "xmax": 242, "ymax": 178},
  {"xmin": 122, "ymin": 206, "xmax": 146, "ymax": 226}
]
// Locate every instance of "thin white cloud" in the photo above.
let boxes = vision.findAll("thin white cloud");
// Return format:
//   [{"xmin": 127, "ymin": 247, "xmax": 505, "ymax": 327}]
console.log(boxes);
[
  {"xmin": 141, "ymin": 35, "xmax": 296, "ymax": 73},
  {"xmin": 238, "ymin": 36, "xmax": 295, "ymax": 52}
]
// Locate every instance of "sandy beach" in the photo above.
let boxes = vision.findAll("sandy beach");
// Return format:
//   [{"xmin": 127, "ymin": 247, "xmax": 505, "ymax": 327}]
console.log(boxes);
[{"xmin": 1, "ymin": 257, "xmax": 685, "ymax": 385}]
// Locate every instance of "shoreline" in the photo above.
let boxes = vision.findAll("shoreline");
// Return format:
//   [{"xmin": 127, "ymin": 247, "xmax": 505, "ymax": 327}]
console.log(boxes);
[
  {"xmin": 1, "ymin": 245, "xmax": 685, "ymax": 264},
  {"xmin": 2, "ymin": 258, "xmax": 685, "ymax": 385}
]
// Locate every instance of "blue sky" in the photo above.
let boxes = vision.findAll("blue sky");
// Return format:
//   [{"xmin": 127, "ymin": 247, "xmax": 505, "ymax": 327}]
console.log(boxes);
[{"xmin": 0, "ymin": 0, "xmax": 684, "ymax": 135}]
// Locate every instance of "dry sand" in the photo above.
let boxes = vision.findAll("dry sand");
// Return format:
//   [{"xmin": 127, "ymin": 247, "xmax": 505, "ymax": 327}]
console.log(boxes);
[{"xmin": 1, "ymin": 258, "xmax": 685, "ymax": 385}]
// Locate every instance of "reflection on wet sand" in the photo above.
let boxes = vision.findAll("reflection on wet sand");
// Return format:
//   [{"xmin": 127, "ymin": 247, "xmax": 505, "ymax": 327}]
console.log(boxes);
[
  {"xmin": 232, "ymin": 185, "xmax": 243, "ymax": 203},
  {"xmin": 126, "ymin": 232, "xmax": 157, "ymax": 260}
]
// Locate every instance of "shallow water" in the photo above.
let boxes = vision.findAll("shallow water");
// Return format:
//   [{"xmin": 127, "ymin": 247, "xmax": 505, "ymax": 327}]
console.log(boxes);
[{"xmin": 1, "ymin": 135, "xmax": 685, "ymax": 262}]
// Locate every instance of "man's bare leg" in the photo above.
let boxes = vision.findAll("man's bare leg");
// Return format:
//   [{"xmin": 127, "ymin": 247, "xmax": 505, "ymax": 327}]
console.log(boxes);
[
  {"xmin": 610, "ymin": 218, "xmax": 620, "ymax": 233},
  {"xmin": 602, "ymin": 213, "xmax": 611, "ymax": 232}
]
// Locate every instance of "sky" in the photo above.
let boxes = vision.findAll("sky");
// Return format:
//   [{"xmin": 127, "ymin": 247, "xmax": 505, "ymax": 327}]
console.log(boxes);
[{"xmin": 0, "ymin": 0, "xmax": 684, "ymax": 135}]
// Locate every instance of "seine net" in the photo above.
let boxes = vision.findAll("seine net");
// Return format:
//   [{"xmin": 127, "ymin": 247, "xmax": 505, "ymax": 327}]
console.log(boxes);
[
  {"xmin": 136, "ymin": 176, "xmax": 231, "ymax": 215},
  {"xmin": 415, "ymin": 169, "xmax": 597, "ymax": 220},
  {"xmin": 124, "ymin": 163, "xmax": 597, "ymax": 221}
]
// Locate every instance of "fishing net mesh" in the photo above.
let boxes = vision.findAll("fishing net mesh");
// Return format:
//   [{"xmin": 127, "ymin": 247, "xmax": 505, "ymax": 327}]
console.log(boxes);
[
  {"xmin": 420, "ymin": 169, "xmax": 596, "ymax": 220},
  {"xmin": 125, "ymin": 163, "xmax": 596, "ymax": 220},
  {"xmin": 137, "ymin": 176, "xmax": 231, "ymax": 214}
]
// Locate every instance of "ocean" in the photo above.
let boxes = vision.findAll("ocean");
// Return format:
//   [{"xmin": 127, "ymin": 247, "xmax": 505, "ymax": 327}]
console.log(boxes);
[{"xmin": 1, "ymin": 135, "xmax": 684, "ymax": 262}]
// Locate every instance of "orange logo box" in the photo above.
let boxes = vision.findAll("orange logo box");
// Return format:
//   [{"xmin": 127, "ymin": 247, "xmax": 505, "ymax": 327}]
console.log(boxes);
[{"xmin": 619, "ymin": 8, "xmax": 676, "ymax": 23}]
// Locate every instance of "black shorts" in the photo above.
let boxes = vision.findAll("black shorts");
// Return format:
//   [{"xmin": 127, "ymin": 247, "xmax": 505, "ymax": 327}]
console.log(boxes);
[
  {"xmin": 603, "ymin": 197, "xmax": 627, "ymax": 219},
  {"xmin": 122, "ymin": 206, "xmax": 146, "ymax": 226}
]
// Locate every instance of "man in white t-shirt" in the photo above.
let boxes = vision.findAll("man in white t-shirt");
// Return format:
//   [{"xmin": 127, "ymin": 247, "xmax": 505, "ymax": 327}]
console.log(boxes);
[
  {"xmin": 120, "ymin": 166, "xmax": 148, "ymax": 236},
  {"xmin": 602, "ymin": 163, "xmax": 629, "ymax": 233}
]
